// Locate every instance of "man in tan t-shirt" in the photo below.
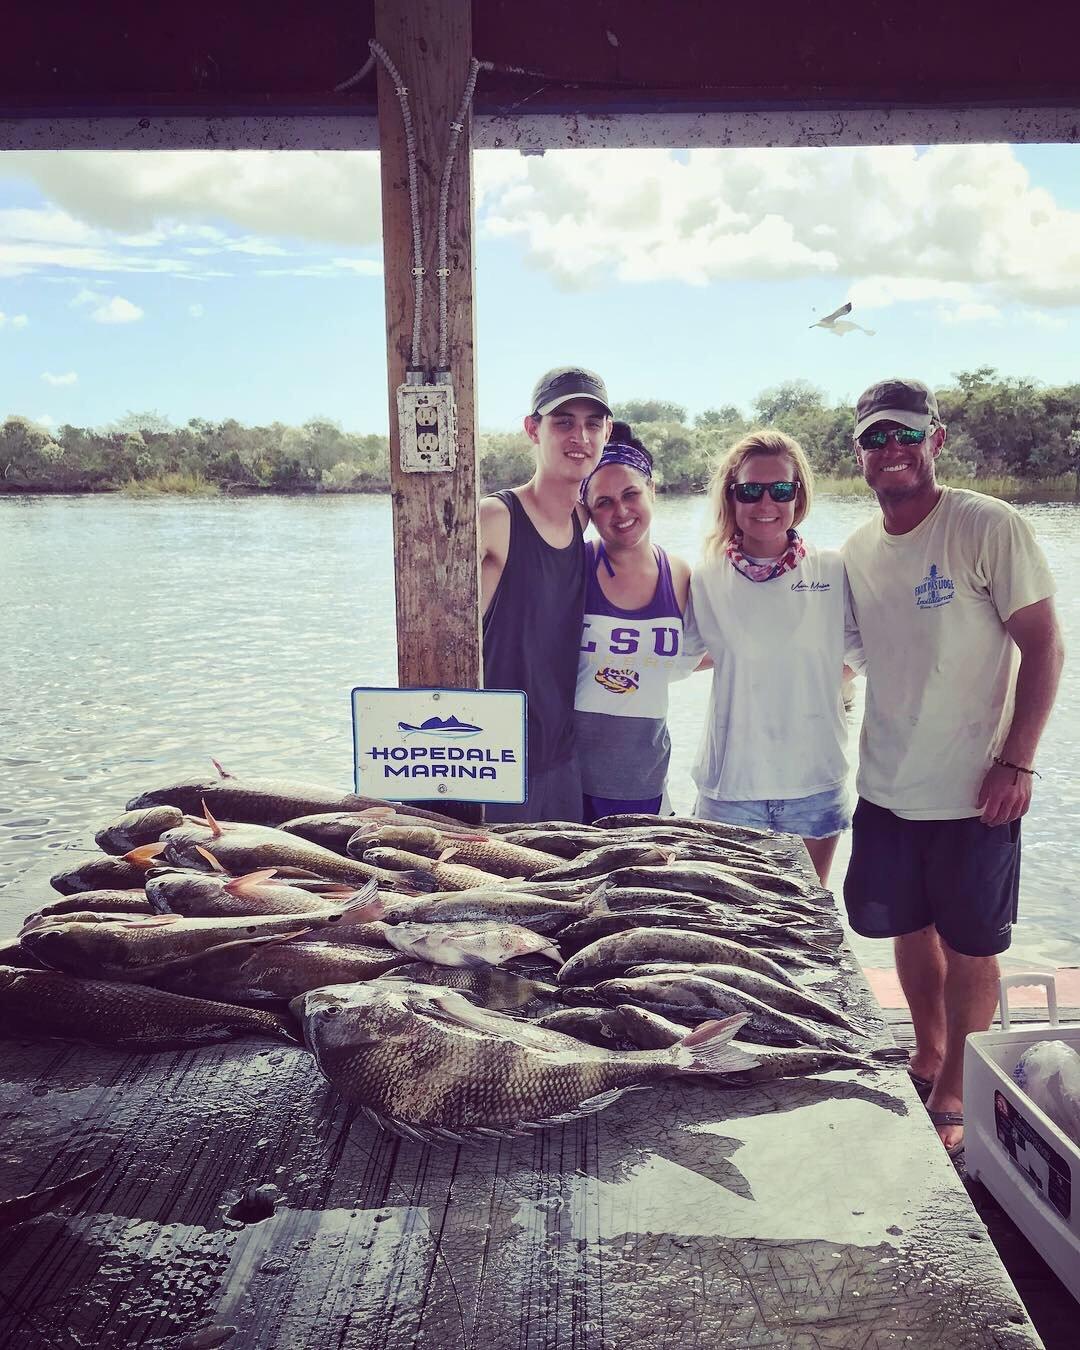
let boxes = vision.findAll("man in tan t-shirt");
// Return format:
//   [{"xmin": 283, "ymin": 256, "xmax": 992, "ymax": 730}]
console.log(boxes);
[{"xmin": 842, "ymin": 377, "xmax": 1064, "ymax": 1156}]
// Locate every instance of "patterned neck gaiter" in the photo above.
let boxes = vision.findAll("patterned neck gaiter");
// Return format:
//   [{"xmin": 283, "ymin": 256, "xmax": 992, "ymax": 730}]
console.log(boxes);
[{"xmin": 726, "ymin": 528, "xmax": 806, "ymax": 582}]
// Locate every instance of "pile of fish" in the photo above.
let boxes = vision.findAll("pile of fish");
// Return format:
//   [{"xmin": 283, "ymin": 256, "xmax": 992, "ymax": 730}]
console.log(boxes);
[{"xmin": 1, "ymin": 762, "xmax": 895, "ymax": 1145}]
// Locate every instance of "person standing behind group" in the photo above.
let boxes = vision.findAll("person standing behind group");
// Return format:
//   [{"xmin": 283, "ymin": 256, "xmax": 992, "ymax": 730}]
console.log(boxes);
[
  {"xmin": 688, "ymin": 429, "xmax": 851, "ymax": 884},
  {"xmin": 842, "ymin": 377, "xmax": 1063, "ymax": 1156},
  {"xmin": 480, "ymin": 366, "xmax": 613, "ymax": 824},
  {"xmin": 574, "ymin": 434, "xmax": 698, "ymax": 824}
]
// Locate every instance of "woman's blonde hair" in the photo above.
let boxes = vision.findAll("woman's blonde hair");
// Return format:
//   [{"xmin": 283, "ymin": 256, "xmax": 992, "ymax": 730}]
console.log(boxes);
[{"xmin": 702, "ymin": 428, "xmax": 815, "ymax": 559}]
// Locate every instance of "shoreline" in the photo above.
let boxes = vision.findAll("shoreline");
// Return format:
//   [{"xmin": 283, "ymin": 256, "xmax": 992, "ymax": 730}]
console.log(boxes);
[{"xmin": 3, "ymin": 477, "xmax": 1078, "ymax": 504}]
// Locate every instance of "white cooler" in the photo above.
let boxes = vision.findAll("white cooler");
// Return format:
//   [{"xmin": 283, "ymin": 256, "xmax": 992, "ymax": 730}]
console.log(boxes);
[{"xmin": 963, "ymin": 975, "xmax": 1080, "ymax": 1304}]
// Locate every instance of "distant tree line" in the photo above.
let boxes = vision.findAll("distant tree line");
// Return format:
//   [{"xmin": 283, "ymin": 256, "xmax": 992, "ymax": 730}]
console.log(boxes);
[{"xmin": 2, "ymin": 369, "xmax": 1078, "ymax": 495}]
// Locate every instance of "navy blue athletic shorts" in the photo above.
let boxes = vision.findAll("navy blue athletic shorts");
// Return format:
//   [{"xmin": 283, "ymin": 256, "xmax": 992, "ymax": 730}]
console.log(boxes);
[
  {"xmin": 843, "ymin": 797, "xmax": 1021, "ymax": 957},
  {"xmin": 582, "ymin": 792, "xmax": 663, "ymax": 826}
]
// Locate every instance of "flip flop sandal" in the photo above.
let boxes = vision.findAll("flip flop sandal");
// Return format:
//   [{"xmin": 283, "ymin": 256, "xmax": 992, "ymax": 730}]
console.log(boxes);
[
  {"xmin": 908, "ymin": 1071, "xmax": 935, "ymax": 1102},
  {"xmin": 927, "ymin": 1109, "xmax": 965, "ymax": 1158}
]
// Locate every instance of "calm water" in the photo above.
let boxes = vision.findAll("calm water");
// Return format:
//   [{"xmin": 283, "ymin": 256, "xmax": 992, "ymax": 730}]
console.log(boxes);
[{"xmin": 2, "ymin": 492, "xmax": 1077, "ymax": 968}]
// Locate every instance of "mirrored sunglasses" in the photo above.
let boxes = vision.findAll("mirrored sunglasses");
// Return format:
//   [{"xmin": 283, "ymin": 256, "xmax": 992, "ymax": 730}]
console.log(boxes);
[
  {"xmin": 857, "ymin": 426, "xmax": 929, "ymax": 451},
  {"xmin": 730, "ymin": 480, "xmax": 799, "ymax": 504}
]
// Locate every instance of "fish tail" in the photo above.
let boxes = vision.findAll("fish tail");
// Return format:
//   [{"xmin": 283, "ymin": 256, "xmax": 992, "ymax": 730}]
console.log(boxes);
[
  {"xmin": 673, "ymin": 1014, "xmax": 760, "ymax": 1075},
  {"xmin": 210, "ymin": 757, "xmax": 233, "ymax": 779}
]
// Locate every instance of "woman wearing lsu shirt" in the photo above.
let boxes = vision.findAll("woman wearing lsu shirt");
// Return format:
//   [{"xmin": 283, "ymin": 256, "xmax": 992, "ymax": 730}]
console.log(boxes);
[
  {"xmin": 574, "ymin": 439, "xmax": 700, "ymax": 825},
  {"xmin": 688, "ymin": 429, "xmax": 850, "ymax": 884}
]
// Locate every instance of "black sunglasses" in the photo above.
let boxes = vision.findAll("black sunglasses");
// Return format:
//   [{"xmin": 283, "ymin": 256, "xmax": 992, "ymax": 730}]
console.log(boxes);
[
  {"xmin": 729, "ymin": 480, "xmax": 799, "ymax": 504},
  {"xmin": 857, "ymin": 426, "xmax": 931, "ymax": 451}
]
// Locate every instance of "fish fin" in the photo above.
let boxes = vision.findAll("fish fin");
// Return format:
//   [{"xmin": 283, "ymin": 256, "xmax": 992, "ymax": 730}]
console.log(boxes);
[
  {"xmin": 271, "ymin": 867, "xmax": 334, "ymax": 883},
  {"xmin": 587, "ymin": 880, "xmax": 610, "ymax": 915},
  {"xmin": 358, "ymin": 806, "xmax": 397, "ymax": 819},
  {"xmin": 195, "ymin": 845, "xmax": 227, "ymax": 873},
  {"xmin": 223, "ymin": 868, "xmax": 280, "ymax": 897},
  {"xmin": 399, "ymin": 869, "xmax": 440, "ymax": 894},
  {"xmin": 336, "ymin": 879, "xmax": 385, "ymax": 924},
  {"xmin": 438, "ymin": 847, "xmax": 460, "ymax": 863},
  {"xmin": 520, "ymin": 1085, "xmax": 650, "ymax": 1129},
  {"xmin": 123, "ymin": 842, "xmax": 166, "ymax": 869},
  {"xmin": 676, "ymin": 1015, "xmax": 760, "ymax": 1074},
  {"xmin": 200, "ymin": 799, "xmax": 224, "ymax": 838},
  {"xmin": 210, "ymin": 757, "xmax": 233, "ymax": 779},
  {"xmin": 130, "ymin": 929, "xmax": 312, "ymax": 980}
]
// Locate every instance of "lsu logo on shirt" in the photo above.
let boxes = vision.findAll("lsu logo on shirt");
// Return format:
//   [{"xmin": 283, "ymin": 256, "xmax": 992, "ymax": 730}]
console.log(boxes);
[
  {"xmin": 581, "ymin": 624, "xmax": 681, "ymax": 656},
  {"xmin": 595, "ymin": 667, "xmax": 639, "ymax": 695},
  {"xmin": 914, "ymin": 564, "xmax": 955, "ymax": 609}
]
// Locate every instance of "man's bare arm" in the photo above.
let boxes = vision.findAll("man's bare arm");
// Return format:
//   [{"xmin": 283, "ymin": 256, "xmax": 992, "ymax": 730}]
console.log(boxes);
[
  {"xmin": 478, "ymin": 495, "xmax": 512, "ymax": 618},
  {"xmin": 977, "ymin": 596, "xmax": 1065, "ymax": 826}
]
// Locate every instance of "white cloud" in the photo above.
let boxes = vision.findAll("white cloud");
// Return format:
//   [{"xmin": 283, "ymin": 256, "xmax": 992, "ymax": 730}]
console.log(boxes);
[
  {"xmin": 1020, "ymin": 308, "xmax": 1068, "ymax": 330},
  {"xmin": 475, "ymin": 144, "xmax": 1080, "ymax": 306},
  {"xmin": 34, "ymin": 413, "xmax": 55, "ymax": 427},
  {"xmin": 0, "ymin": 208, "xmax": 97, "ymax": 244},
  {"xmin": 0, "ymin": 150, "xmax": 382, "ymax": 246},
  {"xmin": 4, "ymin": 144, "xmax": 1078, "ymax": 316},
  {"xmin": 91, "ymin": 296, "xmax": 143, "ymax": 324},
  {"xmin": 330, "ymin": 257, "xmax": 382, "ymax": 275},
  {"xmin": 935, "ymin": 302, "xmax": 1004, "ymax": 324},
  {"xmin": 42, "ymin": 370, "xmax": 78, "ymax": 385},
  {"xmin": 0, "ymin": 311, "xmax": 29, "ymax": 328},
  {"xmin": 257, "ymin": 257, "xmax": 382, "ymax": 278},
  {"xmin": 188, "ymin": 302, "xmax": 204, "ymax": 318}
]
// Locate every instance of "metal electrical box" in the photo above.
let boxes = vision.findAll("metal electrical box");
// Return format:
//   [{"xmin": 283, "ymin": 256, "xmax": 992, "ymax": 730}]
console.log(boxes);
[{"xmin": 397, "ymin": 382, "xmax": 457, "ymax": 473}]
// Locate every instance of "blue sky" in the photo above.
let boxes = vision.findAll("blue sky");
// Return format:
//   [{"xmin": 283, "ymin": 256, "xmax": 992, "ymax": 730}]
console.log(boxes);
[{"xmin": 0, "ymin": 143, "xmax": 1077, "ymax": 435}]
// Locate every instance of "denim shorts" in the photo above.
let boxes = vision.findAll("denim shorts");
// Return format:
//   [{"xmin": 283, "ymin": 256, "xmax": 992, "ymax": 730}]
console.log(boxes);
[{"xmin": 694, "ymin": 783, "xmax": 851, "ymax": 839}]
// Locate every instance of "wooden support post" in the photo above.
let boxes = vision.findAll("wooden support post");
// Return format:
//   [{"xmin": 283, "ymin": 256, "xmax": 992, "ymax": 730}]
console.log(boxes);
[{"xmin": 374, "ymin": 0, "xmax": 481, "ymax": 695}]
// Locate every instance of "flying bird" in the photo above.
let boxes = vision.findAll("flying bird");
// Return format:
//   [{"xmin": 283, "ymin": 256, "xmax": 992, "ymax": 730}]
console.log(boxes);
[{"xmin": 810, "ymin": 301, "xmax": 875, "ymax": 337}]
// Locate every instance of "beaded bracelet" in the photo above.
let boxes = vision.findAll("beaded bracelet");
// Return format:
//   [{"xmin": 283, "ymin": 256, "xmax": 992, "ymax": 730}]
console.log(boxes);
[{"xmin": 992, "ymin": 755, "xmax": 1042, "ymax": 779}]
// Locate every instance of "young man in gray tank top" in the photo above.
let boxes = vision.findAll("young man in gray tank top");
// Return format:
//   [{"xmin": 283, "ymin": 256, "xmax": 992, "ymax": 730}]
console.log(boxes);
[{"xmin": 480, "ymin": 367, "xmax": 613, "ymax": 823}]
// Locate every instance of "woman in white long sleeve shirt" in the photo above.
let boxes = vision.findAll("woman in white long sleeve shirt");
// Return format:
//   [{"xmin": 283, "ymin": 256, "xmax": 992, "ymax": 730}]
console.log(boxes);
[{"xmin": 688, "ymin": 428, "xmax": 851, "ymax": 884}]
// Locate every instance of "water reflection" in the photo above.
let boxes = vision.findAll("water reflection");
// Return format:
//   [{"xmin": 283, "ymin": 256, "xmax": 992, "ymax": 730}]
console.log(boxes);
[{"xmin": 0, "ymin": 492, "xmax": 1076, "ymax": 968}]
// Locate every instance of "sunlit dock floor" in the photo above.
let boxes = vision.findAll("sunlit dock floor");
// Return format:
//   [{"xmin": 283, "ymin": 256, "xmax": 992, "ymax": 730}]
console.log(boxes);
[{"xmin": 874, "ymin": 988, "xmax": 1080, "ymax": 1350}]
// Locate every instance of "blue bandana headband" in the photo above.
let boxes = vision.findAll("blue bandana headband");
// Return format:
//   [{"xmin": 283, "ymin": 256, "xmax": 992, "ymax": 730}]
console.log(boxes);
[{"xmin": 579, "ymin": 443, "xmax": 653, "ymax": 504}]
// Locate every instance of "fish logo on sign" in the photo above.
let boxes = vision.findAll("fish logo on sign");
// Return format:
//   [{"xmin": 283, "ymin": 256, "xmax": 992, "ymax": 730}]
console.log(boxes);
[
  {"xmin": 396, "ymin": 715, "xmax": 483, "ymax": 740},
  {"xmin": 595, "ymin": 667, "xmax": 640, "ymax": 694}
]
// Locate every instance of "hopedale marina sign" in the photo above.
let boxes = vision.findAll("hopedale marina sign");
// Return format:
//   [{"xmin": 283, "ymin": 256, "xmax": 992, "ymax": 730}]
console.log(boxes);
[{"xmin": 351, "ymin": 688, "xmax": 527, "ymax": 804}]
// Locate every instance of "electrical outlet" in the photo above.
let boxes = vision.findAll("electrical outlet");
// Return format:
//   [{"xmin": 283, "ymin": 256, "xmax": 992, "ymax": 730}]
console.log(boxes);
[{"xmin": 398, "ymin": 382, "xmax": 457, "ymax": 473}]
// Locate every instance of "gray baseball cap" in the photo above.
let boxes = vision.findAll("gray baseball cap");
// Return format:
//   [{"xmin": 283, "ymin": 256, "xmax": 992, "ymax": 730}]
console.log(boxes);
[
  {"xmin": 854, "ymin": 378, "xmax": 940, "ymax": 439},
  {"xmin": 530, "ymin": 366, "xmax": 612, "ymax": 417}
]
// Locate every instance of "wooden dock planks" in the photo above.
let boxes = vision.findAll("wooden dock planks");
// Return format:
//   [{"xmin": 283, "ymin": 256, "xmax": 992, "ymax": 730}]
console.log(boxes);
[{"xmin": 0, "ymin": 843, "xmax": 1046, "ymax": 1349}]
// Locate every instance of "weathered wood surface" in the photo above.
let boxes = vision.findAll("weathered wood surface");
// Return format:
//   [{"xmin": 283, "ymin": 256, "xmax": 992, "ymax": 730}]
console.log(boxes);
[
  {"xmin": 884, "ymin": 1008, "xmax": 1078, "ymax": 1350},
  {"xmin": 0, "ymin": 840, "xmax": 1044, "ymax": 1349},
  {"xmin": 375, "ymin": 0, "xmax": 482, "ymax": 693}
]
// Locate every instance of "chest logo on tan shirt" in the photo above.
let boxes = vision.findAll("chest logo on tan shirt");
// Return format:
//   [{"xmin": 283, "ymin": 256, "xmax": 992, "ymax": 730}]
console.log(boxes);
[{"xmin": 914, "ymin": 564, "xmax": 955, "ymax": 609}]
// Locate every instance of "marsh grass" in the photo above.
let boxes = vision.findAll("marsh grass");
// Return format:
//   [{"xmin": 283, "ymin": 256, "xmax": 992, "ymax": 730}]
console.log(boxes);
[
  {"xmin": 815, "ymin": 473, "xmax": 1078, "ymax": 501},
  {"xmin": 122, "ymin": 472, "xmax": 219, "ymax": 496}
]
